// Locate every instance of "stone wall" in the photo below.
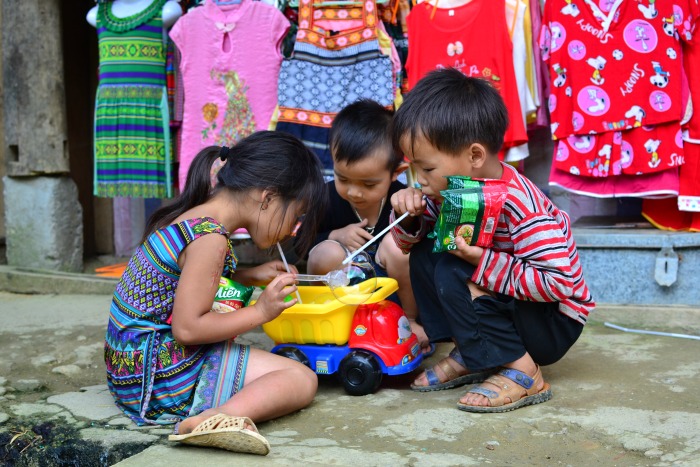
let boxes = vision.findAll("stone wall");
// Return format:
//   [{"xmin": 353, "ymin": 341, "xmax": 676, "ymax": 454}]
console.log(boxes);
[
  {"xmin": 0, "ymin": 3, "xmax": 5, "ymax": 242},
  {"xmin": 2, "ymin": 0, "xmax": 83, "ymax": 271}
]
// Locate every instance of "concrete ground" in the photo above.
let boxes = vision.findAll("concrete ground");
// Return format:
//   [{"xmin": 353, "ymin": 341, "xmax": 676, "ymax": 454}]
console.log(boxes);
[{"xmin": 0, "ymin": 267, "xmax": 699, "ymax": 466}]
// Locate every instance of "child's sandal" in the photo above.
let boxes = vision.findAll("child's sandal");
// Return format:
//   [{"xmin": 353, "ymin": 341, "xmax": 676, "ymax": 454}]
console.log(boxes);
[
  {"xmin": 457, "ymin": 365, "xmax": 552, "ymax": 413},
  {"xmin": 411, "ymin": 347, "xmax": 495, "ymax": 392}
]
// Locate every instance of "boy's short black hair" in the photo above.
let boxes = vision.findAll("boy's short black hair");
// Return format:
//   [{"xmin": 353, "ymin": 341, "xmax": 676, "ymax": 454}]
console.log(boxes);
[
  {"xmin": 330, "ymin": 99, "xmax": 402, "ymax": 171},
  {"xmin": 392, "ymin": 68, "xmax": 508, "ymax": 157}
]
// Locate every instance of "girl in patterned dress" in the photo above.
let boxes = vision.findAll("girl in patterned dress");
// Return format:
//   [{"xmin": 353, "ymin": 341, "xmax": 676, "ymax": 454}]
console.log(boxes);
[{"xmin": 104, "ymin": 131, "xmax": 326, "ymax": 454}]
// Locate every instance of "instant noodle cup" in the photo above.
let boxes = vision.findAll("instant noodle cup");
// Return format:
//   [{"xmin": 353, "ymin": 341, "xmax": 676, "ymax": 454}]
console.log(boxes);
[
  {"xmin": 430, "ymin": 180, "xmax": 508, "ymax": 252},
  {"xmin": 211, "ymin": 277, "xmax": 255, "ymax": 313}
]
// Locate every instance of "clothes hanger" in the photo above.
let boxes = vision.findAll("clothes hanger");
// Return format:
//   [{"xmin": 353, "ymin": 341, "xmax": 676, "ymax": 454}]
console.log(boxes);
[
  {"xmin": 288, "ymin": 0, "xmax": 389, "ymax": 9},
  {"xmin": 212, "ymin": 0, "xmax": 242, "ymax": 6},
  {"xmin": 415, "ymin": 0, "xmax": 473, "ymax": 20}
]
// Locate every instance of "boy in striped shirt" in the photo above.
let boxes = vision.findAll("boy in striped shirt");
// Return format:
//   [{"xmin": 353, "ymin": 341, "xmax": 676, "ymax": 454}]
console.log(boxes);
[{"xmin": 389, "ymin": 68, "xmax": 594, "ymax": 413}]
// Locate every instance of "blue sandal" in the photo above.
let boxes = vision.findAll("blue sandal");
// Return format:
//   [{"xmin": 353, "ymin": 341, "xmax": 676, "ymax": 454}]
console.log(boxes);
[
  {"xmin": 422, "ymin": 343, "xmax": 436, "ymax": 358},
  {"xmin": 411, "ymin": 347, "xmax": 495, "ymax": 392},
  {"xmin": 457, "ymin": 365, "xmax": 553, "ymax": 413}
]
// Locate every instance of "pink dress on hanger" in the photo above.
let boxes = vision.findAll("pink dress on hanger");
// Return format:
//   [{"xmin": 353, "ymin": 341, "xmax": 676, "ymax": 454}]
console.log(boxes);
[{"xmin": 170, "ymin": 0, "xmax": 289, "ymax": 190}]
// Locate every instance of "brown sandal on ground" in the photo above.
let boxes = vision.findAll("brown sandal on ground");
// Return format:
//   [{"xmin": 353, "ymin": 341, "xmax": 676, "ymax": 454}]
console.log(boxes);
[
  {"xmin": 410, "ymin": 347, "xmax": 495, "ymax": 392},
  {"xmin": 457, "ymin": 365, "xmax": 552, "ymax": 413},
  {"xmin": 168, "ymin": 413, "xmax": 271, "ymax": 455}
]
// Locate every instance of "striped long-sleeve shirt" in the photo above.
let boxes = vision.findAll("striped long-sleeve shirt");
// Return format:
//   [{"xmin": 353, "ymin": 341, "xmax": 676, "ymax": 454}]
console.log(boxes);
[{"xmin": 390, "ymin": 163, "xmax": 594, "ymax": 325}]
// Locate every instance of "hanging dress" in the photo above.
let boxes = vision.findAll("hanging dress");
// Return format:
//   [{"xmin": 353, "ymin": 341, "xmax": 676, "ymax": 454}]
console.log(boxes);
[
  {"xmin": 94, "ymin": 0, "xmax": 173, "ymax": 198},
  {"xmin": 541, "ymin": 0, "xmax": 698, "ymax": 180},
  {"xmin": 275, "ymin": 0, "xmax": 395, "ymax": 172},
  {"xmin": 104, "ymin": 217, "xmax": 249, "ymax": 425},
  {"xmin": 169, "ymin": 0, "xmax": 290, "ymax": 190},
  {"xmin": 405, "ymin": 0, "xmax": 528, "ymax": 156}
]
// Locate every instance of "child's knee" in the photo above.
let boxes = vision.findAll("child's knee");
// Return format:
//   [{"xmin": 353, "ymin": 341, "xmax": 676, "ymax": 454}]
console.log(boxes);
[
  {"xmin": 467, "ymin": 282, "xmax": 494, "ymax": 300},
  {"xmin": 307, "ymin": 241, "xmax": 347, "ymax": 274},
  {"xmin": 293, "ymin": 364, "xmax": 318, "ymax": 404},
  {"xmin": 377, "ymin": 236, "xmax": 407, "ymax": 269}
]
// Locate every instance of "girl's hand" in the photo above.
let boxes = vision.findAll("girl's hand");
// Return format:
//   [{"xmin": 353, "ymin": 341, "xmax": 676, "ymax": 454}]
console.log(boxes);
[
  {"xmin": 449, "ymin": 236, "xmax": 485, "ymax": 266},
  {"xmin": 253, "ymin": 273, "xmax": 298, "ymax": 321},
  {"xmin": 329, "ymin": 221, "xmax": 374, "ymax": 250},
  {"xmin": 238, "ymin": 261, "xmax": 297, "ymax": 286}
]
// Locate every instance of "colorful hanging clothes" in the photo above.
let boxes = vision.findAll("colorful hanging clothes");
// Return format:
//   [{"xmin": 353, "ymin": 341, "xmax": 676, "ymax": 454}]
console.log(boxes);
[
  {"xmin": 94, "ymin": 0, "xmax": 173, "ymax": 198},
  {"xmin": 505, "ymin": 0, "xmax": 535, "ymax": 162},
  {"xmin": 105, "ymin": 217, "xmax": 249, "ymax": 425},
  {"xmin": 275, "ymin": 0, "xmax": 395, "ymax": 171},
  {"xmin": 677, "ymin": 20, "xmax": 700, "ymax": 213},
  {"xmin": 170, "ymin": 0, "xmax": 290, "ymax": 190},
  {"xmin": 405, "ymin": 0, "xmax": 528, "ymax": 155},
  {"xmin": 541, "ymin": 0, "xmax": 698, "ymax": 180},
  {"xmin": 549, "ymin": 163, "xmax": 679, "ymax": 198},
  {"xmin": 642, "ymin": 194, "xmax": 700, "ymax": 231},
  {"xmin": 528, "ymin": 0, "xmax": 551, "ymax": 129}
]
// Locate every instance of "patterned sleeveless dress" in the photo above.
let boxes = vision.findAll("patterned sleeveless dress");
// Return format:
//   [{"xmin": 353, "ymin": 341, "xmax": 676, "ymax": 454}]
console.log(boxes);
[
  {"xmin": 104, "ymin": 218, "xmax": 249, "ymax": 426},
  {"xmin": 94, "ymin": 0, "xmax": 172, "ymax": 198}
]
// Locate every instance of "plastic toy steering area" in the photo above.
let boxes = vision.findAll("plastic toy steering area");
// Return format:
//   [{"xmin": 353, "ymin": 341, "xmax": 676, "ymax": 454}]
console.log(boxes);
[{"xmin": 262, "ymin": 277, "xmax": 423, "ymax": 396}]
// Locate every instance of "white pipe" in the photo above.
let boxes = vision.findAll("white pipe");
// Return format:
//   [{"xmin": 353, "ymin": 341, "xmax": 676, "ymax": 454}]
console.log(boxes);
[
  {"xmin": 604, "ymin": 322, "xmax": 700, "ymax": 341},
  {"xmin": 277, "ymin": 242, "xmax": 302, "ymax": 304},
  {"xmin": 342, "ymin": 211, "xmax": 411, "ymax": 265}
]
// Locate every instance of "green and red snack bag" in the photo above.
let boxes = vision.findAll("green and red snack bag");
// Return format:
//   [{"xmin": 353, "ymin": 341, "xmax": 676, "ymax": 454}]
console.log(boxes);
[
  {"xmin": 211, "ymin": 276, "xmax": 255, "ymax": 313},
  {"xmin": 428, "ymin": 176, "xmax": 508, "ymax": 252}
]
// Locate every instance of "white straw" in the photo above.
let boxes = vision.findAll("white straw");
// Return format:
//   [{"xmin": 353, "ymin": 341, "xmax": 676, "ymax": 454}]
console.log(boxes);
[
  {"xmin": 342, "ymin": 211, "xmax": 411, "ymax": 265},
  {"xmin": 604, "ymin": 322, "xmax": 700, "ymax": 341},
  {"xmin": 277, "ymin": 242, "xmax": 302, "ymax": 304}
]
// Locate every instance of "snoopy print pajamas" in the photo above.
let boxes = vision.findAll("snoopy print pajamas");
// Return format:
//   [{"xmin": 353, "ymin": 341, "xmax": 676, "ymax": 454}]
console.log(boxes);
[{"xmin": 541, "ymin": 0, "xmax": 698, "ymax": 179}]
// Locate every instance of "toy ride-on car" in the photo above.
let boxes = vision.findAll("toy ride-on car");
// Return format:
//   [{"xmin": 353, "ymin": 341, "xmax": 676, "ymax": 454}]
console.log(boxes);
[{"xmin": 262, "ymin": 277, "xmax": 423, "ymax": 396}]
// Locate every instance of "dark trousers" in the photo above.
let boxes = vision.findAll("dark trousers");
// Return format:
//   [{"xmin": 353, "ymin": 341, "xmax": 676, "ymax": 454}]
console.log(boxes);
[{"xmin": 409, "ymin": 237, "xmax": 584, "ymax": 371}]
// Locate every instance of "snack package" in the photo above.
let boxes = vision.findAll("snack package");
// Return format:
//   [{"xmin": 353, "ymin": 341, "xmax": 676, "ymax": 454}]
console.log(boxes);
[
  {"xmin": 211, "ymin": 277, "xmax": 255, "ymax": 313},
  {"xmin": 429, "ymin": 179, "xmax": 508, "ymax": 252},
  {"xmin": 445, "ymin": 175, "xmax": 485, "ymax": 190}
]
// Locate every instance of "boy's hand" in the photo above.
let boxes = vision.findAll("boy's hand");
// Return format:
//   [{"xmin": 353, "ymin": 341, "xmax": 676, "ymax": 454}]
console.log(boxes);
[
  {"xmin": 449, "ymin": 236, "xmax": 485, "ymax": 266},
  {"xmin": 329, "ymin": 221, "xmax": 373, "ymax": 250},
  {"xmin": 236, "ymin": 261, "xmax": 297, "ymax": 286},
  {"xmin": 391, "ymin": 187, "xmax": 426, "ymax": 230},
  {"xmin": 391, "ymin": 187, "xmax": 426, "ymax": 216},
  {"xmin": 253, "ymin": 273, "xmax": 298, "ymax": 321}
]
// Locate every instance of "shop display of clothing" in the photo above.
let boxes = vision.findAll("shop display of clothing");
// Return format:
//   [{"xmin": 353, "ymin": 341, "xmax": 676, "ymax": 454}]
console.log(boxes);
[
  {"xmin": 170, "ymin": 0, "xmax": 290, "ymax": 190},
  {"xmin": 505, "ymin": 0, "xmax": 535, "ymax": 162},
  {"xmin": 643, "ymin": 21, "xmax": 700, "ymax": 231},
  {"xmin": 275, "ymin": 0, "xmax": 395, "ymax": 171},
  {"xmin": 405, "ymin": 0, "xmax": 528, "ymax": 155},
  {"xmin": 86, "ymin": 0, "xmax": 700, "ymax": 232},
  {"xmin": 541, "ymin": 0, "xmax": 698, "ymax": 185},
  {"xmin": 94, "ymin": 0, "xmax": 173, "ymax": 198}
]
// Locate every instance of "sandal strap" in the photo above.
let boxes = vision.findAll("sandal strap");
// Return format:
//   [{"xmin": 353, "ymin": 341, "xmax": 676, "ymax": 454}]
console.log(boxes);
[
  {"xmin": 448, "ymin": 347, "xmax": 467, "ymax": 368},
  {"xmin": 468, "ymin": 386, "xmax": 500, "ymax": 399},
  {"xmin": 437, "ymin": 358, "xmax": 462, "ymax": 381},
  {"xmin": 424, "ymin": 368, "xmax": 441, "ymax": 386},
  {"xmin": 498, "ymin": 368, "xmax": 535, "ymax": 390},
  {"xmin": 192, "ymin": 414, "xmax": 257, "ymax": 434}
]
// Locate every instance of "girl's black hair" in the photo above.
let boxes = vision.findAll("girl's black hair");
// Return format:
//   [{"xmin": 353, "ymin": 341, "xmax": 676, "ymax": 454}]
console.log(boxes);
[
  {"xmin": 392, "ymin": 68, "xmax": 508, "ymax": 157},
  {"xmin": 330, "ymin": 99, "xmax": 402, "ymax": 171},
  {"xmin": 143, "ymin": 131, "xmax": 327, "ymax": 256}
]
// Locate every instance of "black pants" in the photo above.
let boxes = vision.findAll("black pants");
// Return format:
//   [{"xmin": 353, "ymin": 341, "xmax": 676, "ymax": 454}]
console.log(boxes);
[{"xmin": 409, "ymin": 237, "xmax": 584, "ymax": 371}]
